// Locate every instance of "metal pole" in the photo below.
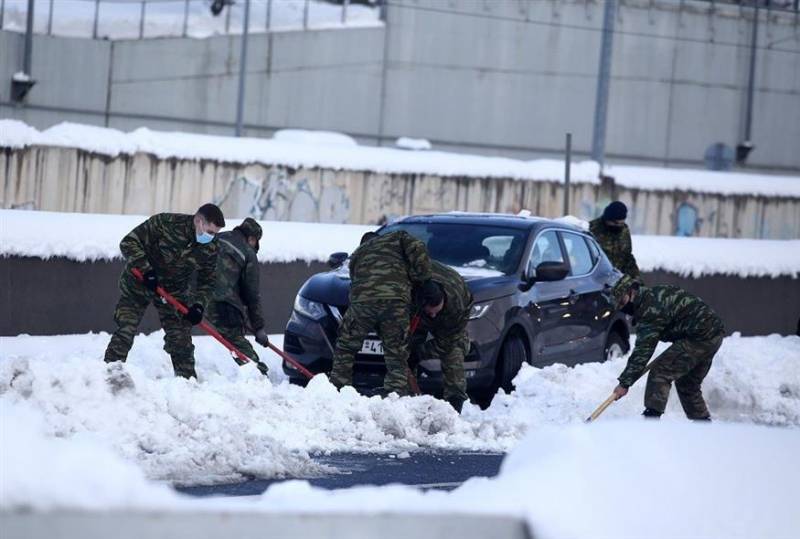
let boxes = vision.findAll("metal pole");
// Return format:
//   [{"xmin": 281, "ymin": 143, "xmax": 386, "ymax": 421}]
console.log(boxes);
[
  {"xmin": 93, "ymin": 0, "xmax": 100, "ymax": 39},
  {"xmin": 266, "ymin": 0, "xmax": 272, "ymax": 30},
  {"xmin": 591, "ymin": 0, "xmax": 617, "ymax": 168},
  {"xmin": 47, "ymin": 0, "xmax": 54, "ymax": 35},
  {"xmin": 0, "ymin": 0, "xmax": 5, "ymax": 31},
  {"xmin": 563, "ymin": 133, "xmax": 572, "ymax": 216},
  {"xmin": 23, "ymin": 0, "xmax": 34, "ymax": 74},
  {"xmin": 139, "ymin": 1, "xmax": 145, "ymax": 39},
  {"xmin": 225, "ymin": 1, "xmax": 231, "ymax": 33},
  {"xmin": 744, "ymin": 5, "xmax": 759, "ymax": 144},
  {"xmin": 303, "ymin": 0, "xmax": 310, "ymax": 29},
  {"xmin": 342, "ymin": 0, "xmax": 350, "ymax": 24},
  {"xmin": 182, "ymin": 0, "xmax": 189, "ymax": 37},
  {"xmin": 235, "ymin": 0, "xmax": 251, "ymax": 137}
]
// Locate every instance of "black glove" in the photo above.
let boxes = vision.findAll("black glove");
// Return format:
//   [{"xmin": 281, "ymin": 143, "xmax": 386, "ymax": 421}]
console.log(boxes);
[
  {"xmin": 184, "ymin": 303, "xmax": 204, "ymax": 325},
  {"xmin": 142, "ymin": 269, "xmax": 158, "ymax": 291},
  {"xmin": 255, "ymin": 328, "xmax": 270, "ymax": 347},
  {"xmin": 447, "ymin": 396, "xmax": 465, "ymax": 414}
]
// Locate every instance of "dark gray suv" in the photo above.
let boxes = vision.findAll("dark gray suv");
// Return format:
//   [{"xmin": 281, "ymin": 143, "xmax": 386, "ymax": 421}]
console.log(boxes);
[{"xmin": 283, "ymin": 213, "xmax": 630, "ymax": 404}]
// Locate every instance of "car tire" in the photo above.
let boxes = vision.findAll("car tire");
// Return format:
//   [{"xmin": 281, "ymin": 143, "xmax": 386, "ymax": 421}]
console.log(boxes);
[
  {"xmin": 604, "ymin": 332, "xmax": 628, "ymax": 362},
  {"xmin": 497, "ymin": 334, "xmax": 528, "ymax": 393}
]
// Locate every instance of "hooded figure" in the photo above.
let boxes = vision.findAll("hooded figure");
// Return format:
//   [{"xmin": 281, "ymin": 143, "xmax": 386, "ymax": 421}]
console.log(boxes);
[{"xmin": 590, "ymin": 201, "xmax": 641, "ymax": 280}]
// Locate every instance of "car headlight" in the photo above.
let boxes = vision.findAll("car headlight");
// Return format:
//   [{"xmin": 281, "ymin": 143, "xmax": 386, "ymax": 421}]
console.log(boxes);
[
  {"xmin": 469, "ymin": 301, "xmax": 492, "ymax": 320},
  {"xmin": 294, "ymin": 295, "xmax": 326, "ymax": 320}
]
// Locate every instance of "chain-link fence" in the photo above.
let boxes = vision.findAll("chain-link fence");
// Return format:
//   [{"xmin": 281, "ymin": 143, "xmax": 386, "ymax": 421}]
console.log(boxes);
[{"xmin": 0, "ymin": 0, "xmax": 383, "ymax": 40}]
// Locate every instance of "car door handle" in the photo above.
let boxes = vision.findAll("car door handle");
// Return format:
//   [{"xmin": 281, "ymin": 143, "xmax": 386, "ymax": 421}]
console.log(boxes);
[{"xmin": 568, "ymin": 289, "xmax": 580, "ymax": 305}]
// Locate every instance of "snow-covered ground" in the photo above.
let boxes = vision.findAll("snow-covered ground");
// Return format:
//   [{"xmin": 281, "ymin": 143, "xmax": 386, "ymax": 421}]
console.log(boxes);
[
  {"xmin": 0, "ymin": 0, "xmax": 381, "ymax": 40},
  {"xmin": 3, "ymin": 120, "xmax": 799, "ymax": 197},
  {"xmin": 2, "ymin": 209, "xmax": 800, "ymax": 278},
  {"xmin": 1, "ymin": 331, "xmax": 798, "ymax": 488},
  {"xmin": 1, "ymin": 331, "xmax": 799, "ymax": 538}
]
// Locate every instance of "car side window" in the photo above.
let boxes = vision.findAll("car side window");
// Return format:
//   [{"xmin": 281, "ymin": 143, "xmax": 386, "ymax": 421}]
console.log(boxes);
[
  {"xmin": 585, "ymin": 236, "xmax": 601, "ymax": 265},
  {"xmin": 530, "ymin": 230, "xmax": 564, "ymax": 267},
  {"xmin": 561, "ymin": 232, "xmax": 594, "ymax": 276}
]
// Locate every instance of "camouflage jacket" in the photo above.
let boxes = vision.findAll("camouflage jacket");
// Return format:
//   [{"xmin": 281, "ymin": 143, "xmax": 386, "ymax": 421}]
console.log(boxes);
[
  {"xmin": 414, "ymin": 261, "xmax": 474, "ymax": 363},
  {"xmin": 417, "ymin": 261, "xmax": 473, "ymax": 340},
  {"xmin": 618, "ymin": 285, "xmax": 725, "ymax": 387},
  {"xmin": 120, "ymin": 213, "xmax": 217, "ymax": 306},
  {"xmin": 589, "ymin": 218, "xmax": 641, "ymax": 279},
  {"xmin": 349, "ymin": 230, "xmax": 433, "ymax": 304},
  {"xmin": 212, "ymin": 229, "xmax": 265, "ymax": 331}
]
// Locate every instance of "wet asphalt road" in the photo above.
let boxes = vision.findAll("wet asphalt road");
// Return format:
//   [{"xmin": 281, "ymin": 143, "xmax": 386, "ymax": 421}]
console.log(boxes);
[{"xmin": 177, "ymin": 451, "xmax": 506, "ymax": 498}]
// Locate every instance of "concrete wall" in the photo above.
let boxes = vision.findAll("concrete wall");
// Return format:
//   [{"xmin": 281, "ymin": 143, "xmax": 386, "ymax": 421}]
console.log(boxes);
[
  {"xmin": 2, "ymin": 0, "xmax": 798, "ymax": 172},
  {"xmin": 0, "ymin": 511, "xmax": 533, "ymax": 539},
  {"xmin": 2, "ymin": 145, "xmax": 799, "ymax": 238},
  {"xmin": 2, "ymin": 256, "xmax": 798, "ymax": 337}
]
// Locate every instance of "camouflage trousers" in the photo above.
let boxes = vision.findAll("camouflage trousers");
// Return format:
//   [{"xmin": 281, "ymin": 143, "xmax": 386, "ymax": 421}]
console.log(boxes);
[
  {"xmin": 330, "ymin": 300, "xmax": 412, "ymax": 396},
  {"xmin": 644, "ymin": 331, "xmax": 724, "ymax": 419},
  {"xmin": 207, "ymin": 301, "xmax": 269, "ymax": 377},
  {"xmin": 410, "ymin": 331, "xmax": 468, "ymax": 402},
  {"xmin": 104, "ymin": 274, "xmax": 196, "ymax": 379}
]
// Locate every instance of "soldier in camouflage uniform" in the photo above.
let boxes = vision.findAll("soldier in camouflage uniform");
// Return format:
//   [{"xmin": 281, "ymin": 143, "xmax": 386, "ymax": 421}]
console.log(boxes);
[
  {"xmin": 330, "ymin": 230, "xmax": 433, "ymax": 396},
  {"xmin": 410, "ymin": 260, "xmax": 472, "ymax": 412},
  {"xmin": 207, "ymin": 218, "xmax": 270, "ymax": 377},
  {"xmin": 611, "ymin": 275, "xmax": 725, "ymax": 420},
  {"xmin": 590, "ymin": 201, "xmax": 641, "ymax": 280},
  {"xmin": 104, "ymin": 204, "xmax": 225, "ymax": 379}
]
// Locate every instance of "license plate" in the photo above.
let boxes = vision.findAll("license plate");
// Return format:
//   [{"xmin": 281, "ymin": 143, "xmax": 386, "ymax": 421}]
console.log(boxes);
[{"xmin": 360, "ymin": 339, "xmax": 384, "ymax": 355}]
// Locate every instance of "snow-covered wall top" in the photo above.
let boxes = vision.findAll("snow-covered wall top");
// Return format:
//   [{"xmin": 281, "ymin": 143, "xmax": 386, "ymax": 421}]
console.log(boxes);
[
  {"xmin": 2, "ymin": 120, "xmax": 799, "ymax": 198},
  {"xmin": 1, "ymin": 210, "xmax": 798, "ymax": 279}
]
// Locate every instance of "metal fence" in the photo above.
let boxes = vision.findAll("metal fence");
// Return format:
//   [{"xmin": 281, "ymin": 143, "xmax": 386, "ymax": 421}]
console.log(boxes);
[{"xmin": 0, "ymin": 0, "xmax": 384, "ymax": 40}]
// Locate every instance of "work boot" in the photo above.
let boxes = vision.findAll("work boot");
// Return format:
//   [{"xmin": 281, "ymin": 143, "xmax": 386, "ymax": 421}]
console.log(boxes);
[
  {"xmin": 642, "ymin": 408, "xmax": 662, "ymax": 419},
  {"xmin": 447, "ymin": 396, "xmax": 465, "ymax": 414},
  {"xmin": 690, "ymin": 416, "xmax": 712, "ymax": 422}
]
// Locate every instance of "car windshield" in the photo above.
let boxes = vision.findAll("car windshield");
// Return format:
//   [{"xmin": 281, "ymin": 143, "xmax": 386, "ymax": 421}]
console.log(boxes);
[{"xmin": 381, "ymin": 222, "xmax": 529, "ymax": 275}]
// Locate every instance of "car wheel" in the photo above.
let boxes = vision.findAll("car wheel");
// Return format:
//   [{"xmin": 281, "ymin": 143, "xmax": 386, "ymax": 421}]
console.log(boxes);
[
  {"xmin": 604, "ymin": 332, "xmax": 627, "ymax": 362},
  {"xmin": 497, "ymin": 334, "xmax": 528, "ymax": 392}
]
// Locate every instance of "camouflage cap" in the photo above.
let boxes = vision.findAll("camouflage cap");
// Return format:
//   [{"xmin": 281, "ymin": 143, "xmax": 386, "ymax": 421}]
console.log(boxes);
[
  {"xmin": 611, "ymin": 274, "xmax": 640, "ymax": 308},
  {"xmin": 235, "ymin": 218, "xmax": 263, "ymax": 251}
]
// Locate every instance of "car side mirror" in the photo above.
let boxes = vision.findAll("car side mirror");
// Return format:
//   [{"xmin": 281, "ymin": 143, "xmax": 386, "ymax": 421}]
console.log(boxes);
[
  {"xmin": 327, "ymin": 252, "xmax": 348, "ymax": 269},
  {"xmin": 535, "ymin": 261, "xmax": 570, "ymax": 282}
]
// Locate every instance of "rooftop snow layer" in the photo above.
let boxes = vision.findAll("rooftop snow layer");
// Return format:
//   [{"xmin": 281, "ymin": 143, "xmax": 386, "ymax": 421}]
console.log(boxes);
[
  {"xmin": 1, "ymin": 209, "xmax": 798, "ymax": 278},
  {"xmin": 2, "ymin": 120, "xmax": 799, "ymax": 196}
]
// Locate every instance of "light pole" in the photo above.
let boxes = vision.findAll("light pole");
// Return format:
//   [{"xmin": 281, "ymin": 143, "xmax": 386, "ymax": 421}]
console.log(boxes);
[
  {"xmin": 235, "ymin": 0, "xmax": 251, "ymax": 137},
  {"xmin": 591, "ymin": 0, "xmax": 617, "ymax": 168}
]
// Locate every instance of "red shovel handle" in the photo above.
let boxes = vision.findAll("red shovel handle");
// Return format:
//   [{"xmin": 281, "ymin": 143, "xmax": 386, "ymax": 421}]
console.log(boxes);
[{"xmin": 131, "ymin": 267, "xmax": 313, "ymax": 379}]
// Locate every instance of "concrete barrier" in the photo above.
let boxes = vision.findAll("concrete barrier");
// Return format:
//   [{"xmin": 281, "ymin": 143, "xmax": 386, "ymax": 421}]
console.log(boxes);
[
  {"xmin": 1, "ymin": 256, "xmax": 798, "ymax": 336},
  {"xmin": 1, "ymin": 510, "xmax": 533, "ymax": 539}
]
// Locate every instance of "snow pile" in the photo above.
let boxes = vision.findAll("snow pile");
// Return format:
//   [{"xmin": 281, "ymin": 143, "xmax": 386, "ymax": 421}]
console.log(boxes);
[
  {"xmin": 633, "ymin": 234, "xmax": 800, "ymax": 278},
  {"xmin": 0, "ymin": 120, "xmax": 603, "ymax": 182},
  {"xmin": 0, "ymin": 210, "xmax": 373, "ymax": 264},
  {"xmin": 254, "ymin": 421, "xmax": 800, "ymax": 539},
  {"xmin": 0, "ymin": 406, "xmax": 179, "ymax": 511},
  {"xmin": 7, "ymin": 120, "xmax": 800, "ymax": 195},
  {"xmin": 498, "ymin": 421, "xmax": 800, "ymax": 539},
  {"xmin": 395, "ymin": 137, "xmax": 432, "ymax": 151},
  {"xmin": 484, "ymin": 334, "xmax": 800, "ymax": 431},
  {"xmin": 1, "ymin": 332, "xmax": 798, "ymax": 489},
  {"xmin": 0, "ymin": 0, "xmax": 381, "ymax": 40},
  {"xmin": 2, "ymin": 209, "xmax": 799, "ymax": 278}
]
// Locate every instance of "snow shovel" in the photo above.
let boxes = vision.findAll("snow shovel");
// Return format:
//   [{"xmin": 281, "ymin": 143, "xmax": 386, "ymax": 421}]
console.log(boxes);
[
  {"xmin": 131, "ymin": 268, "xmax": 314, "ymax": 380},
  {"xmin": 585, "ymin": 359, "xmax": 657, "ymax": 423}
]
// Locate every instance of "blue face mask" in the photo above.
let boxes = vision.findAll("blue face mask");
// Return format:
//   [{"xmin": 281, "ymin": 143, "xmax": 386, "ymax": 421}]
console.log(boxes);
[{"xmin": 196, "ymin": 231, "xmax": 214, "ymax": 244}]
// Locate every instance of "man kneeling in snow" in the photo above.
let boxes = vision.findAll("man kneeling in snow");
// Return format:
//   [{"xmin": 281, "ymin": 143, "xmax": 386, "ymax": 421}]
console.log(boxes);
[
  {"xmin": 104, "ymin": 204, "xmax": 225, "ymax": 379},
  {"xmin": 409, "ymin": 260, "xmax": 472, "ymax": 413},
  {"xmin": 611, "ymin": 275, "xmax": 725, "ymax": 420}
]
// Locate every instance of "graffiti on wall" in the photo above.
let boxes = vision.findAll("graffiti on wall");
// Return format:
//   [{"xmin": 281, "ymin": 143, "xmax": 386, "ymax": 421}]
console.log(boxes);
[{"xmin": 215, "ymin": 167, "xmax": 350, "ymax": 223}]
